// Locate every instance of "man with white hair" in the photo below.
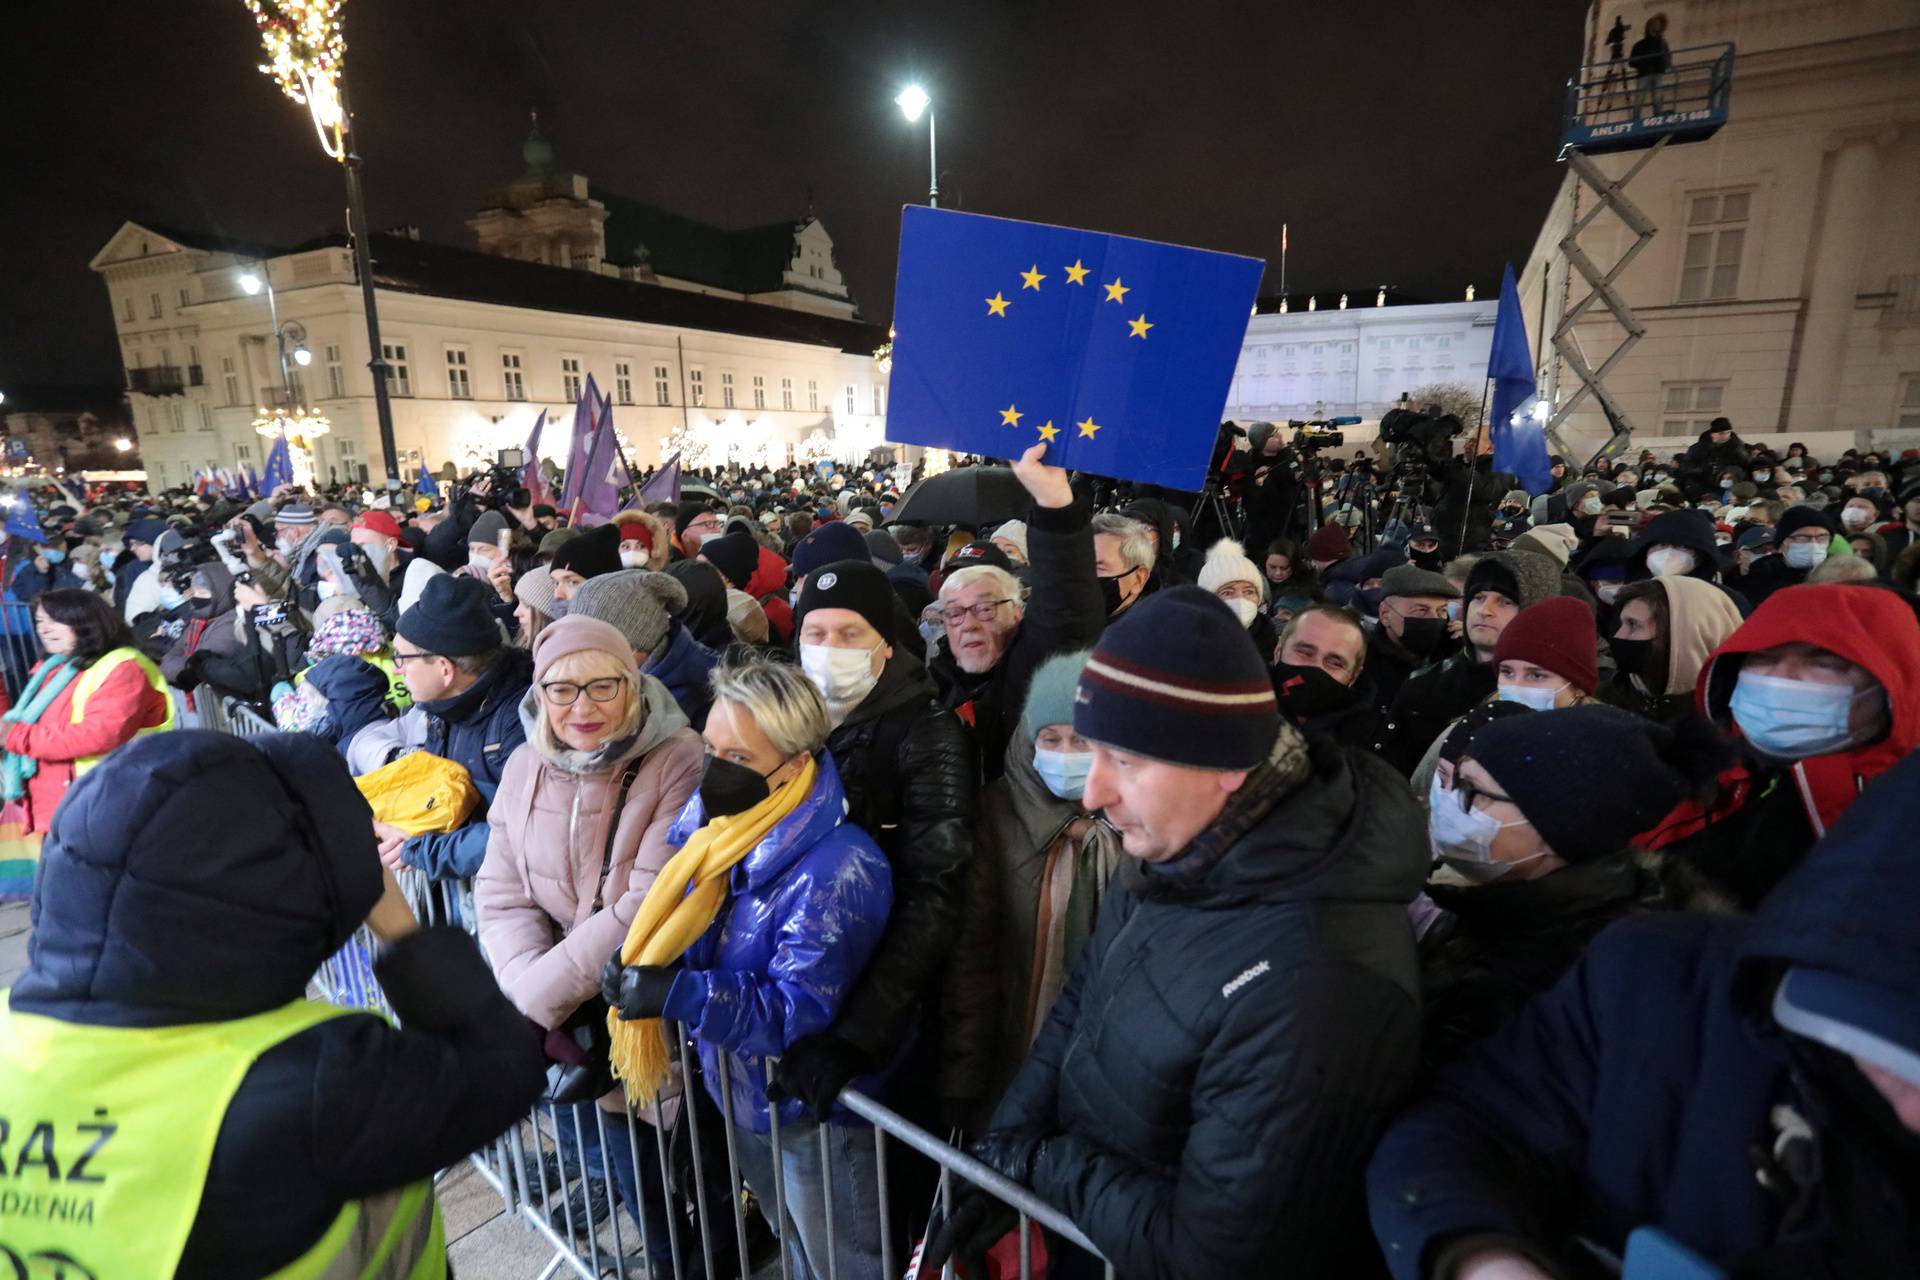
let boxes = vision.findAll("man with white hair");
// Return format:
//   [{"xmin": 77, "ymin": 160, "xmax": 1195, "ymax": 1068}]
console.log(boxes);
[{"xmin": 927, "ymin": 444, "xmax": 1104, "ymax": 780}]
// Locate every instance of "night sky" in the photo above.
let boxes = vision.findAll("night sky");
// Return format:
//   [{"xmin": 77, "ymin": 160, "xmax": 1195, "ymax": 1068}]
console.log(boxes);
[{"xmin": 4, "ymin": 0, "xmax": 1590, "ymax": 392}]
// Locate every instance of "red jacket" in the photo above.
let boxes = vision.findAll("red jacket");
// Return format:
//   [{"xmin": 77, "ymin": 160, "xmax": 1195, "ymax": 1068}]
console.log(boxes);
[
  {"xmin": 746, "ymin": 544, "xmax": 794, "ymax": 646},
  {"xmin": 4, "ymin": 655, "xmax": 171, "ymax": 833},
  {"xmin": 1641, "ymin": 583, "xmax": 1920, "ymax": 848}
]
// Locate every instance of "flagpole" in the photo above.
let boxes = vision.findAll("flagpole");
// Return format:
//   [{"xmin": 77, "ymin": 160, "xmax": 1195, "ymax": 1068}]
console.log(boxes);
[{"xmin": 1280, "ymin": 222, "xmax": 1288, "ymax": 299}]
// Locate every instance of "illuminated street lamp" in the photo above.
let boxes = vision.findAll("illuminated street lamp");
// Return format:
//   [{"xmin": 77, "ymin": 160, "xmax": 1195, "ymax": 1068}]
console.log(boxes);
[
  {"xmin": 895, "ymin": 85, "xmax": 937, "ymax": 208},
  {"xmin": 242, "ymin": 0, "xmax": 398, "ymax": 483},
  {"xmin": 113, "ymin": 437, "xmax": 133, "ymax": 454}
]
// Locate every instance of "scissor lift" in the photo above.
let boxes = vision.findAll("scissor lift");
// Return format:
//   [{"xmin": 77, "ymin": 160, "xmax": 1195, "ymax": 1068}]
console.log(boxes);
[{"xmin": 1547, "ymin": 42, "xmax": 1735, "ymax": 463}]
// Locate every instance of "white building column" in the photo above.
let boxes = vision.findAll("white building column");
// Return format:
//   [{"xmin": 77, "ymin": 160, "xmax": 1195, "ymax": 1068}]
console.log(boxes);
[{"xmin": 1787, "ymin": 129, "xmax": 1892, "ymax": 434}]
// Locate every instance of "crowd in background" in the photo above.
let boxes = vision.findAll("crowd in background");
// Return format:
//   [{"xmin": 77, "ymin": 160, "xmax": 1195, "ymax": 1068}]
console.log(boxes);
[{"xmin": 4, "ymin": 406, "xmax": 1919, "ymax": 1279}]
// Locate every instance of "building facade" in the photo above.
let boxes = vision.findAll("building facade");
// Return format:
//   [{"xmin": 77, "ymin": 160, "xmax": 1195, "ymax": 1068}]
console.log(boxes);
[
  {"xmin": 1223, "ymin": 296, "xmax": 1496, "ymax": 424},
  {"xmin": 0, "ymin": 386, "xmax": 136, "ymax": 475},
  {"xmin": 1520, "ymin": 0, "xmax": 1920, "ymax": 461},
  {"xmin": 90, "ymin": 137, "xmax": 891, "ymax": 491}
]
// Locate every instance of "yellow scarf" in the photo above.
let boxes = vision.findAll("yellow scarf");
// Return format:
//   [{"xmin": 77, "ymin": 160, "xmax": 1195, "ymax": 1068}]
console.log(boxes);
[{"xmin": 607, "ymin": 754, "xmax": 818, "ymax": 1094}]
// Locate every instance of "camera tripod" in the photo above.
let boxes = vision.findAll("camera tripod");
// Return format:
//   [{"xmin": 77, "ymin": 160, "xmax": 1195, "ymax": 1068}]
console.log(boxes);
[{"xmin": 1187, "ymin": 474, "xmax": 1243, "ymax": 547}]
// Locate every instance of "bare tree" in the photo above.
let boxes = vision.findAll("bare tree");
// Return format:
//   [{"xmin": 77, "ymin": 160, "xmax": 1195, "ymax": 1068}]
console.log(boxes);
[{"xmin": 1407, "ymin": 381, "xmax": 1486, "ymax": 429}]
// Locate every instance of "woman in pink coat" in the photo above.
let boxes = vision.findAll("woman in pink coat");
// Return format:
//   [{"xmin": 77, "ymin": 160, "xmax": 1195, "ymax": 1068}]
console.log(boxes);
[{"xmin": 474, "ymin": 613, "xmax": 702, "ymax": 1248}]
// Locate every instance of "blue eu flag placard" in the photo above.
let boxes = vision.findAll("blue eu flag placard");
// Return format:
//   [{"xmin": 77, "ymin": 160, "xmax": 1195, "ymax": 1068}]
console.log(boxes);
[{"xmin": 885, "ymin": 207, "xmax": 1263, "ymax": 491}]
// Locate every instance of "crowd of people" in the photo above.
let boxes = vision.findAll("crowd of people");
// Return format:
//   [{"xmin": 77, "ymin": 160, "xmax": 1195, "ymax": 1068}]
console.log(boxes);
[{"xmin": 3, "ymin": 407, "xmax": 1918, "ymax": 1278}]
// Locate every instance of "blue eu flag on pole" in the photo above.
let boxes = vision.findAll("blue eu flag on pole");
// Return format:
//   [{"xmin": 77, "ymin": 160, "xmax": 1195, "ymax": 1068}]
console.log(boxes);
[
  {"xmin": 261, "ymin": 435, "xmax": 294, "ymax": 494},
  {"xmin": 4, "ymin": 494, "xmax": 47, "ymax": 545},
  {"xmin": 885, "ymin": 207, "xmax": 1264, "ymax": 490},
  {"xmin": 1488, "ymin": 262, "xmax": 1553, "ymax": 496},
  {"xmin": 416, "ymin": 465, "xmax": 441, "ymax": 499}
]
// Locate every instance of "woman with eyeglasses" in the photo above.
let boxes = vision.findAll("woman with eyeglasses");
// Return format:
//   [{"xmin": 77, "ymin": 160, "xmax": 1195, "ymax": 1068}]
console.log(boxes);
[
  {"xmin": 473, "ymin": 614, "xmax": 704, "ymax": 1251},
  {"xmin": 1414, "ymin": 704, "xmax": 1724, "ymax": 1069}
]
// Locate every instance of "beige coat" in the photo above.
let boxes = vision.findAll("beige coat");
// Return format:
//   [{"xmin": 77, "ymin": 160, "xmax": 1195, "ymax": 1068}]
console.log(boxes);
[{"xmin": 475, "ymin": 675, "xmax": 704, "ymax": 1032}]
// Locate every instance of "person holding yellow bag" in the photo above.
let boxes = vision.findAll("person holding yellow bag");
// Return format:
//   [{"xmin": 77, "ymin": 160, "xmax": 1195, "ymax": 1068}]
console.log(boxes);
[{"xmin": 603, "ymin": 657, "xmax": 893, "ymax": 1280}]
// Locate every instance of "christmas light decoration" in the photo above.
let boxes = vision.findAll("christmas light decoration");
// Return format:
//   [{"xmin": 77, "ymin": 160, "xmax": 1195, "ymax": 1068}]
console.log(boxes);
[
  {"xmin": 243, "ymin": 0, "xmax": 348, "ymax": 159},
  {"xmin": 253, "ymin": 405, "xmax": 333, "ymax": 489}
]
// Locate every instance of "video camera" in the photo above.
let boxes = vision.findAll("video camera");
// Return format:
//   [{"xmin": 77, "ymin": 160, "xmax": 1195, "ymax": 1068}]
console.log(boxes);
[
  {"xmin": 1289, "ymin": 421, "xmax": 1347, "ymax": 452},
  {"xmin": 161, "ymin": 534, "xmax": 222, "ymax": 592},
  {"xmin": 1379, "ymin": 403, "xmax": 1462, "ymax": 475},
  {"xmin": 452, "ymin": 447, "xmax": 531, "ymax": 512}
]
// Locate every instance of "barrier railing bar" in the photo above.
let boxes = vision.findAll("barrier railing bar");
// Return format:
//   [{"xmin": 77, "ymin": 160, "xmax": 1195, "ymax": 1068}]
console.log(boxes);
[
  {"xmin": 765, "ymin": 1060, "xmax": 793, "ymax": 1280},
  {"xmin": 674, "ymin": 1030, "xmax": 718, "ymax": 1280},
  {"xmin": 715, "ymin": 1052, "xmax": 752, "ymax": 1278},
  {"xmin": 819, "ymin": 1121, "xmax": 839, "ymax": 1280}
]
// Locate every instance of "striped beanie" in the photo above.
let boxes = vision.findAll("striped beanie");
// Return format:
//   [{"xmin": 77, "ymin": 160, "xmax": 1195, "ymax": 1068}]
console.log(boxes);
[{"xmin": 1075, "ymin": 586, "xmax": 1278, "ymax": 770}]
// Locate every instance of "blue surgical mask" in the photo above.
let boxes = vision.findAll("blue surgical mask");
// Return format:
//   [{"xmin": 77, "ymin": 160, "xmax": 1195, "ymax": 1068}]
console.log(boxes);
[
  {"xmin": 1032, "ymin": 747, "xmax": 1093, "ymax": 802},
  {"xmin": 158, "ymin": 585, "xmax": 186, "ymax": 609},
  {"xmin": 1729, "ymin": 668, "xmax": 1882, "ymax": 760},
  {"xmin": 1498, "ymin": 682, "xmax": 1565, "ymax": 712},
  {"xmin": 918, "ymin": 620, "xmax": 945, "ymax": 649},
  {"xmin": 1782, "ymin": 540, "xmax": 1828, "ymax": 571},
  {"xmin": 1428, "ymin": 780, "xmax": 1537, "ymax": 878},
  {"xmin": 42, "ymin": 549, "xmax": 66, "ymax": 564}
]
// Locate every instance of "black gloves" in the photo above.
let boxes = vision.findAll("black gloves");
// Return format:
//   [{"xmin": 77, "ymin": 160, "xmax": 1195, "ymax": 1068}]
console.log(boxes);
[
  {"xmin": 920, "ymin": 1126, "xmax": 1050, "ymax": 1273},
  {"xmin": 766, "ymin": 1034, "xmax": 874, "ymax": 1119},
  {"xmin": 599, "ymin": 953, "xmax": 680, "ymax": 1021}
]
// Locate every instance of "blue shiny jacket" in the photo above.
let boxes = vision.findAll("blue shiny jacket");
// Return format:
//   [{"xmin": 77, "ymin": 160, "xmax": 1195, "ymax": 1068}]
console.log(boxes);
[{"xmin": 660, "ymin": 752, "xmax": 893, "ymax": 1133}]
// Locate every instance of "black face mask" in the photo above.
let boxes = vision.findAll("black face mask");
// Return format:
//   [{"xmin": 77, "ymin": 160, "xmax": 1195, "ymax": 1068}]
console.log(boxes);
[
  {"xmin": 1099, "ymin": 569, "xmax": 1137, "ymax": 616},
  {"xmin": 1396, "ymin": 616, "xmax": 1449, "ymax": 657},
  {"xmin": 1609, "ymin": 636, "xmax": 1657, "ymax": 681},
  {"xmin": 1409, "ymin": 547, "xmax": 1445, "ymax": 572},
  {"xmin": 1272, "ymin": 661, "xmax": 1360, "ymax": 720},
  {"xmin": 699, "ymin": 755, "xmax": 776, "ymax": 819}
]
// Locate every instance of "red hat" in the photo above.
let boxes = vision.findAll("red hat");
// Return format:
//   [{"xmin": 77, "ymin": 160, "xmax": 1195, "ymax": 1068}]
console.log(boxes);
[
  {"xmin": 1305, "ymin": 523, "xmax": 1351, "ymax": 564},
  {"xmin": 610, "ymin": 510, "xmax": 653, "ymax": 549},
  {"xmin": 1492, "ymin": 596, "xmax": 1600, "ymax": 694},
  {"xmin": 354, "ymin": 511, "xmax": 403, "ymax": 540}
]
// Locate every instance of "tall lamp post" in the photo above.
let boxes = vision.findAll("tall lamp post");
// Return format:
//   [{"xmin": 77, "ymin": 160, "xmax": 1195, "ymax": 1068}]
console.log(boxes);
[
  {"xmin": 895, "ymin": 85, "xmax": 937, "ymax": 207},
  {"xmin": 242, "ymin": 0, "xmax": 400, "ymax": 486}
]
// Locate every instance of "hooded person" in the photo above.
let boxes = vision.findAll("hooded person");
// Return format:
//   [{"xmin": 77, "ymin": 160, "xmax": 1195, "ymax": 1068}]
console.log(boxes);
[
  {"xmin": 302, "ymin": 654, "xmax": 400, "ymax": 758},
  {"xmin": 1197, "ymin": 537, "xmax": 1278, "ymax": 661},
  {"xmin": 767, "ymin": 560, "xmax": 981, "ymax": 1123},
  {"xmin": 570, "ymin": 570, "xmax": 719, "ymax": 729},
  {"xmin": 0, "ymin": 730, "xmax": 545, "ymax": 1278},
  {"xmin": 1382, "ymin": 550, "xmax": 1562, "ymax": 773},
  {"xmin": 1117, "ymin": 497, "xmax": 1194, "ymax": 586},
  {"xmin": 1368, "ymin": 742, "xmax": 1920, "ymax": 1280},
  {"xmin": 1639, "ymin": 583, "xmax": 1920, "ymax": 913},
  {"xmin": 608, "ymin": 509, "xmax": 672, "ymax": 572},
  {"xmin": 1625, "ymin": 507, "xmax": 1752, "ymax": 614},
  {"xmin": 926, "ymin": 586, "xmax": 1429, "ymax": 1279},
  {"xmin": 942, "ymin": 649, "xmax": 1123, "ymax": 1120},
  {"xmin": 1492, "ymin": 490, "xmax": 1533, "ymax": 542},
  {"xmin": 1414, "ymin": 706, "xmax": 1726, "ymax": 1069},
  {"xmin": 472, "ymin": 615, "xmax": 703, "ymax": 1257},
  {"xmin": 1601, "ymin": 575, "xmax": 1745, "ymax": 723},
  {"xmin": 742, "ymin": 540, "xmax": 796, "ymax": 646},
  {"xmin": 664, "ymin": 558, "xmax": 736, "ymax": 651},
  {"xmin": 1740, "ymin": 505, "xmax": 1846, "ymax": 606}
]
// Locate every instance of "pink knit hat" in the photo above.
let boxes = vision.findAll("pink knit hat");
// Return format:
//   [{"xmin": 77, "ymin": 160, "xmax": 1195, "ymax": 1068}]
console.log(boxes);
[{"xmin": 530, "ymin": 614, "xmax": 640, "ymax": 685}]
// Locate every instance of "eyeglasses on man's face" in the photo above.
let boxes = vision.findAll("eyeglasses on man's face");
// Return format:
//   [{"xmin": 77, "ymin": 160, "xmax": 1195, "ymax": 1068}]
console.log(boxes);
[{"xmin": 942, "ymin": 598, "xmax": 1012, "ymax": 625}]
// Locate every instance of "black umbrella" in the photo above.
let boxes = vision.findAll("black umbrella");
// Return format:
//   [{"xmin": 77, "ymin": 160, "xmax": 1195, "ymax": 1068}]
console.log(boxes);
[{"xmin": 888, "ymin": 466, "xmax": 1029, "ymax": 528}]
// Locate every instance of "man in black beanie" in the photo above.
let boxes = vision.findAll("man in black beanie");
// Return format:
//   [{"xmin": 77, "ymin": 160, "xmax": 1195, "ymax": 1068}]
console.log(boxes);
[
  {"xmin": 547, "ymin": 523, "xmax": 622, "ymax": 600},
  {"xmin": 769, "ymin": 559, "xmax": 980, "ymax": 1128},
  {"xmin": 697, "ymin": 529, "xmax": 761, "ymax": 592},
  {"xmin": 371, "ymin": 575, "xmax": 534, "ymax": 881},
  {"xmin": 928, "ymin": 585, "xmax": 1428, "ymax": 1278}
]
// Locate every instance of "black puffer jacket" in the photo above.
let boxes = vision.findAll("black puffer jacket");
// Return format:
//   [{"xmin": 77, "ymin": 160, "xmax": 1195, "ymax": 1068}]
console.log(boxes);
[
  {"xmin": 991, "ymin": 739, "xmax": 1428, "ymax": 1279},
  {"xmin": 929, "ymin": 497, "xmax": 1104, "ymax": 781},
  {"xmin": 823, "ymin": 651, "xmax": 980, "ymax": 1064},
  {"xmin": 1379, "ymin": 649, "xmax": 1496, "ymax": 775},
  {"xmin": 9, "ymin": 730, "xmax": 544, "ymax": 1278}
]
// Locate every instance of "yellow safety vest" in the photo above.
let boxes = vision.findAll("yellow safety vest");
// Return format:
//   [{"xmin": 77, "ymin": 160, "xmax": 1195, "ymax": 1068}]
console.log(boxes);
[
  {"xmin": 294, "ymin": 651, "xmax": 413, "ymax": 713},
  {"xmin": 0, "ymin": 995, "xmax": 446, "ymax": 1279},
  {"xmin": 69, "ymin": 647, "xmax": 175, "ymax": 776}
]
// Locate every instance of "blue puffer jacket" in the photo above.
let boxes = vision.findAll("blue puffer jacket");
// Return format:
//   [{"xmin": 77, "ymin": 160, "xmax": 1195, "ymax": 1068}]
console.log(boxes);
[
  {"xmin": 1367, "ymin": 747, "xmax": 1920, "ymax": 1278},
  {"xmin": 659, "ymin": 752, "xmax": 893, "ymax": 1133},
  {"xmin": 402, "ymin": 647, "xmax": 534, "ymax": 880},
  {"xmin": 642, "ymin": 620, "xmax": 719, "ymax": 730}
]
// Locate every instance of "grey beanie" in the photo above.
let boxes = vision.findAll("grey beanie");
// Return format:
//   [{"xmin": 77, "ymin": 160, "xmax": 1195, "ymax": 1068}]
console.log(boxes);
[
  {"xmin": 467, "ymin": 510, "xmax": 511, "ymax": 547},
  {"xmin": 570, "ymin": 569, "xmax": 684, "ymax": 657},
  {"xmin": 514, "ymin": 566, "xmax": 559, "ymax": 620}
]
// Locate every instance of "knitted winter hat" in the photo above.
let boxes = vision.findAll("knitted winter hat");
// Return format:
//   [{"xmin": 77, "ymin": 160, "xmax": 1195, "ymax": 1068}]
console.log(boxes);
[
  {"xmin": 549, "ymin": 523, "xmax": 622, "ymax": 580},
  {"xmin": 699, "ymin": 531, "xmax": 760, "ymax": 591},
  {"xmin": 673, "ymin": 501, "xmax": 714, "ymax": 536},
  {"xmin": 569, "ymin": 570, "xmax": 678, "ymax": 656},
  {"xmin": 791, "ymin": 521, "xmax": 871, "ymax": 579},
  {"xmin": 538, "ymin": 526, "xmax": 582, "ymax": 559},
  {"xmin": 1437, "ymin": 701, "xmax": 1533, "ymax": 768},
  {"xmin": 1196, "ymin": 538, "xmax": 1263, "ymax": 597},
  {"xmin": 1022, "ymin": 649, "xmax": 1093, "ymax": 736},
  {"xmin": 1466, "ymin": 706, "xmax": 1730, "ymax": 863},
  {"xmin": 724, "ymin": 589, "xmax": 769, "ymax": 646},
  {"xmin": 467, "ymin": 510, "xmax": 511, "ymax": 548},
  {"xmin": 1776, "ymin": 505, "xmax": 1838, "ymax": 540},
  {"xmin": 991, "ymin": 520, "xmax": 1030, "ymax": 560},
  {"xmin": 531, "ymin": 615, "xmax": 640, "ymax": 685},
  {"xmin": 514, "ymin": 566, "xmax": 559, "ymax": 621},
  {"xmin": 864, "ymin": 529, "xmax": 904, "ymax": 566},
  {"xmin": 1076, "ymin": 586, "xmax": 1278, "ymax": 770},
  {"xmin": 276, "ymin": 503, "xmax": 317, "ymax": 530},
  {"xmin": 1491, "ymin": 596, "xmax": 1601, "ymax": 695},
  {"xmin": 794, "ymin": 560, "xmax": 895, "ymax": 644},
  {"xmin": 397, "ymin": 574, "xmax": 503, "ymax": 658},
  {"xmin": 1305, "ymin": 523, "xmax": 1351, "ymax": 563},
  {"xmin": 307, "ymin": 604, "xmax": 388, "ymax": 659}
]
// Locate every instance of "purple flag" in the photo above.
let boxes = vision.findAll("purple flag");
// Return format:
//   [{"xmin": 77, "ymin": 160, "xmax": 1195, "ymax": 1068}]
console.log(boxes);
[
  {"xmin": 521, "ymin": 410, "xmax": 550, "ymax": 507},
  {"xmin": 575, "ymin": 398, "xmax": 630, "ymax": 519},
  {"xmin": 639, "ymin": 453, "xmax": 682, "ymax": 505},
  {"xmin": 560, "ymin": 375, "xmax": 605, "ymax": 513}
]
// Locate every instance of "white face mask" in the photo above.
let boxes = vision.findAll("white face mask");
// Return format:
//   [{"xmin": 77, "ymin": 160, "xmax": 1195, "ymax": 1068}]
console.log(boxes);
[
  {"xmin": 800, "ymin": 642, "xmax": 882, "ymax": 706},
  {"xmin": 1427, "ymin": 774, "xmax": 1538, "ymax": 879},
  {"xmin": 362, "ymin": 543, "xmax": 392, "ymax": 576},
  {"xmin": 1783, "ymin": 540, "xmax": 1828, "ymax": 571},
  {"xmin": 1225, "ymin": 596, "xmax": 1258, "ymax": 629},
  {"xmin": 1841, "ymin": 507, "xmax": 1871, "ymax": 530},
  {"xmin": 619, "ymin": 550, "xmax": 650, "ymax": 569},
  {"xmin": 316, "ymin": 581, "xmax": 339, "ymax": 600},
  {"xmin": 1498, "ymin": 681, "xmax": 1566, "ymax": 712},
  {"xmin": 1595, "ymin": 581, "xmax": 1623, "ymax": 605},
  {"xmin": 467, "ymin": 549, "xmax": 496, "ymax": 576},
  {"xmin": 1646, "ymin": 547, "xmax": 1696, "ymax": 578}
]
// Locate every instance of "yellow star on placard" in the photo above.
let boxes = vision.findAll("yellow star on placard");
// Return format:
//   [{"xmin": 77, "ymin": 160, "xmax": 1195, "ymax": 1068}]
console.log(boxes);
[
  {"xmin": 1063, "ymin": 260, "xmax": 1090, "ymax": 286},
  {"xmin": 1000, "ymin": 403, "xmax": 1023, "ymax": 427},
  {"xmin": 1020, "ymin": 264, "xmax": 1046, "ymax": 291},
  {"xmin": 1077, "ymin": 416, "xmax": 1101, "ymax": 438},
  {"xmin": 1036, "ymin": 421, "xmax": 1059, "ymax": 442},
  {"xmin": 1128, "ymin": 313, "xmax": 1154, "ymax": 339},
  {"xmin": 985, "ymin": 291, "xmax": 1011, "ymax": 317},
  {"xmin": 1103, "ymin": 277, "xmax": 1129, "ymax": 304}
]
